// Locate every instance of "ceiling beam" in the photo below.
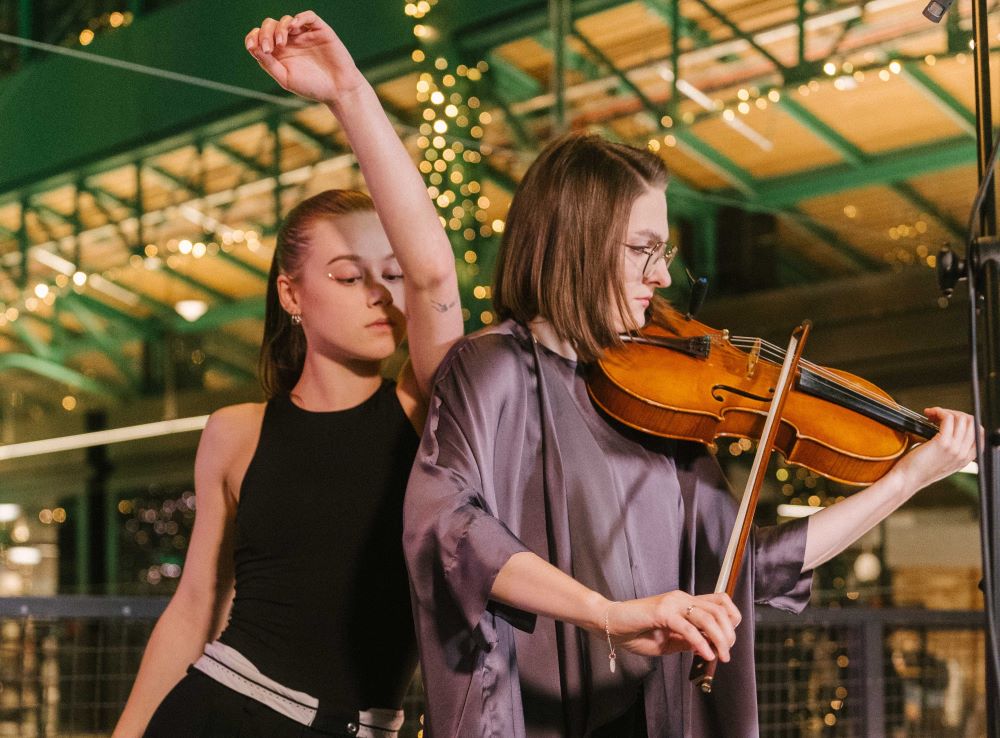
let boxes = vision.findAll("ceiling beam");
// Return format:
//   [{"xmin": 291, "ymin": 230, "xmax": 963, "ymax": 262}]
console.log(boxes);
[
  {"xmin": 216, "ymin": 249, "xmax": 268, "ymax": 280},
  {"xmin": 777, "ymin": 95, "xmax": 864, "ymax": 166},
  {"xmin": 777, "ymin": 94, "xmax": 964, "ymax": 243},
  {"xmin": 171, "ymin": 295, "xmax": 265, "ymax": 334},
  {"xmin": 686, "ymin": 0, "xmax": 788, "ymax": 73},
  {"xmin": 900, "ymin": 62, "xmax": 976, "ymax": 139},
  {"xmin": 745, "ymin": 136, "xmax": 976, "ymax": 210},
  {"xmin": 780, "ymin": 208, "xmax": 882, "ymax": 271},
  {"xmin": 61, "ymin": 295, "xmax": 142, "ymax": 390},
  {"xmin": 158, "ymin": 264, "xmax": 234, "ymax": 303},
  {"xmin": 209, "ymin": 140, "xmax": 269, "ymax": 177},
  {"xmin": 0, "ymin": 353, "xmax": 118, "ymax": 398},
  {"xmin": 62, "ymin": 291, "xmax": 154, "ymax": 340}
]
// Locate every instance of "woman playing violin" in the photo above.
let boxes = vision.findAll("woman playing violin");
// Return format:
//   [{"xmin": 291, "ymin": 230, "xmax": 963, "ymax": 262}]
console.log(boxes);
[{"xmin": 402, "ymin": 133, "xmax": 976, "ymax": 737}]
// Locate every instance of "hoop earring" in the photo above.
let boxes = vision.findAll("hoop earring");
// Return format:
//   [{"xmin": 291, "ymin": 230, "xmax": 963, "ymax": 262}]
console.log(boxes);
[{"xmin": 290, "ymin": 313, "xmax": 302, "ymax": 326}]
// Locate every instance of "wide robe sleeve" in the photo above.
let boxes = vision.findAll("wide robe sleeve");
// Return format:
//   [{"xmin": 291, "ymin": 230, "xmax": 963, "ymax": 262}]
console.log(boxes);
[{"xmin": 403, "ymin": 330, "xmax": 536, "ymax": 737}]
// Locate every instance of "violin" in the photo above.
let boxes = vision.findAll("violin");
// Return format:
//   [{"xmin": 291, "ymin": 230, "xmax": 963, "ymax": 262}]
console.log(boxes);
[
  {"xmin": 587, "ymin": 300, "xmax": 939, "ymax": 693},
  {"xmin": 587, "ymin": 302, "xmax": 937, "ymax": 486}
]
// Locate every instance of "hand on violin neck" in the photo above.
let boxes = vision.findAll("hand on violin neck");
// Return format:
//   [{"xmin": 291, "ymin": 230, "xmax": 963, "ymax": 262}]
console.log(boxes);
[
  {"xmin": 801, "ymin": 407, "xmax": 977, "ymax": 572},
  {"xmin": 605, "ymin": 592, "xmax": 741, "ymax": 662},
  {"xmin": 889, "ymin": 407, "xmax": 978, "ymax": 493}
]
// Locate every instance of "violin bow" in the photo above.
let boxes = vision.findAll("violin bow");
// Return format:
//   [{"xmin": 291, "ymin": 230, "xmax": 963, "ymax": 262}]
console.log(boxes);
[{"xmin": 690, "ymin": 320, "xmax": 812, "ymax": 694}]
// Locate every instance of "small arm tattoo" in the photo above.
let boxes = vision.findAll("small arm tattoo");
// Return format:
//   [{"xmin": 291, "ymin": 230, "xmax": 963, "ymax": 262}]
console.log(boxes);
[{"xmin": 430, "ymin": 298, "xmax": 457, "ymax": 313}]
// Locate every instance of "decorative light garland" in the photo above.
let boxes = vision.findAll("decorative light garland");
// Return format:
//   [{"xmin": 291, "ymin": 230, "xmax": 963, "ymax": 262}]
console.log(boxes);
[{"xmin": 407, "ymin": 0, "xmax": 499, "ymax": 328}]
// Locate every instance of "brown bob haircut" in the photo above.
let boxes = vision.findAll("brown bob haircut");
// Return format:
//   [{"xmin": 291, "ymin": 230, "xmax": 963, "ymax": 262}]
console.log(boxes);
[{"xmin": 493, "ymin": 133, "xmax": 669, "ymax": 363}]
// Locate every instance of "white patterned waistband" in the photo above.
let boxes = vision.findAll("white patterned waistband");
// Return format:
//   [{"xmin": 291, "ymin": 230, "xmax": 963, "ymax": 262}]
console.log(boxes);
[{"xmin": 193, "ymin": 640, "xmax": 404, "ymax": 737}]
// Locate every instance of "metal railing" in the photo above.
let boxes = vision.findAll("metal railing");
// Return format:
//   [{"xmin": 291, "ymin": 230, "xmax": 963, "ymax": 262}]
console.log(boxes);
[{"xmin": 0, "ymin": 598, "xmax": 986, "ymax": 737}]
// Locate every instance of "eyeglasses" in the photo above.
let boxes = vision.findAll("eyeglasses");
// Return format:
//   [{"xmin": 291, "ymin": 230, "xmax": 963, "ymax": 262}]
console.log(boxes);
[{"xmin": 623, "ymin": 241, "xmax": 678, "ymax": 277}]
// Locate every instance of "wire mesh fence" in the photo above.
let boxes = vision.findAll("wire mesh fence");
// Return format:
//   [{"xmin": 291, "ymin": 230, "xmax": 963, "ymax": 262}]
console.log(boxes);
[{"xmin": 0, "ymin": 599, "xmax": 985, "ymax": 737}]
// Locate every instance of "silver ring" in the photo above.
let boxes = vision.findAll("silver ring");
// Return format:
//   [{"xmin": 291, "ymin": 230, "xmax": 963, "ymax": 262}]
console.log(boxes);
[{"xmin": 685, "ymin": 605, "xmax": 696, "ymax": 618}]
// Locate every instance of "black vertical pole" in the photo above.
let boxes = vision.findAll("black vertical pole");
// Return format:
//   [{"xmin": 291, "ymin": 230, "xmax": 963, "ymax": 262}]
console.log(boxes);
[
  {"xmin": 85, "ymin": 410, "xmax": 111, "ymax": 594},
  {"xmin": 970, "ymin": 0, "xmax": 1000, "ymax": 733}
]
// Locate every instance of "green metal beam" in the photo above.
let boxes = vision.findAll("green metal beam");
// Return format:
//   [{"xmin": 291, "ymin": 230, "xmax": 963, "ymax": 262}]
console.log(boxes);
[
  {"xmin": 746, "ymin": 136, "xmax": 976, "ymax": 209},
  {"xmin": 672, "ymin": 128, "xmax": 757, "ymax": 196},
  {"xmin": 781, "ymin": 208, "xmax": 882, "ymax": 271},
  {"xmin": 63, "ymin": 291, "xmax": 156, "ymax": 339},
  {"xmin": 456, "ymin": 0, "xmax": 631, "ymax": 53},
  {"xmin": 159, "ymin": 265, "xmax": 234, "ymax": 303},
  {"xmin": 216, "ymin": 249, "xmax": 269, "ymax": 280},
  {"xmin": 203, "ymin": 355, "xmax": 256, "ymax": 383},
  {"xmin": 12, "ymin": 320, "xmax": 57, "ymax": 361},
  {"xmin": 892, "ymin": 182, "xmax": 965, "ymax": 242},
  {"xmin": 171, "ymin": 295, "xmax": 265, "ymax": 334},
  {"xmin": 535, "ymin": 31, "xmax": 604, "ymax": 82},
  {"xmin": 486, "ymin": 51, "xmax": 543, "ymax": 103},
  {"xmin": 210, "ymin": 140, "xmax": 270, "ymax": 177},
  {"xmin": 31, "ymin": 201, "xmax": 74, "ymax": 227},
  {"xmin": 283, "ymin": 119, "xmax": 339, "ymax": 154},
  {"xmin": 0, "ymin": 353, "xmax": 118, "ymax": 397},
  {"xmin": 777, "ymin": 96, "xmax": 865, "ymax": 166},
  {"xmin": 569, "ymin": 28, "xmax": 758, "ymax": 196},
  {"xmin": 17, "ymin": 198, "xmax": 28, "ymax": 288},
  {"xmin": 482, "ymin": 79, "xmax": 538, "ymax": 150},
  {"xmin": 482, "ymin": 161, "xmax": 519, "ymax": 194},
  {"xmin": 85, "ymin": 183, "xmax": 135, "ymax": 212},
  {"xmin": 145, "ymin": 163, "xmax": 202, "ymax": 196},
  {"xmin": 61, "ymin": 296, "xmax": 142, "ymax": 389},
  {"xmin": 644, "ymin": 0, "xmax": 714, "ymax": 49},
  {"xmin": 686, "ymin": 0, "xmax": 787, "ymax": 72},
  {"xmin": 573, "ymin": 30, "xmax": 663, "ymax": 115},
  {"xmin": 778, "ymin": 95, "xmax": 964, "ymax": 243},
  {"xmin": 0, "ymin": 0, "xmax": 424, "ymax": 195},
  {"xmin": 900, "ymin": 62, "xmax": 976, "ymax": 138}
]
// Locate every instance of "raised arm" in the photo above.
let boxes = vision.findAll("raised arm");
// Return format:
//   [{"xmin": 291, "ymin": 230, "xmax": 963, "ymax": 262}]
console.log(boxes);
[
  {"xmin": 802, "ymin": 407, "xmax": 977, "ymax": 571},
  {"xmin": 245, "ymin": 12, "xmax": 462, "ymax": 397}
]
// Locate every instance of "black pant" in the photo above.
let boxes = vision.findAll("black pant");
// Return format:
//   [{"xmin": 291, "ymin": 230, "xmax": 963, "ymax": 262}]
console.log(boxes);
[
  {"xmin": 590, "ymin": 693, "xmax": 649, "ymax": 738},
  {"xmin": 144, "ymin": 668, "xmax": 355, "ymax": 737}
]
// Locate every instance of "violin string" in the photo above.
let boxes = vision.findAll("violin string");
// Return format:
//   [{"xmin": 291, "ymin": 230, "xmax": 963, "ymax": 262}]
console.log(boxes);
[
  {"xmin": 728, "ymin": 337, "xmax": 932, "ymax": 427},
  {"xmin": 723, "ymin": 335, "xmax": 933, "ymax": 427},
  {"xmin": 727, "ymin": 336, "xmax": 926, "ymax": 422},
  {"xmin": 671, "ymin": 324, "xmax": 901, "ymax": 414}
]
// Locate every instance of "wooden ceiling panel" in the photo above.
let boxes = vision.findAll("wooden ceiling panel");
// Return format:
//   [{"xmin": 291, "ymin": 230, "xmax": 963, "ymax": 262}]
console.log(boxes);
[
  {"xmin": 781, "ymin": 74, "xmax": 966, "ymax": 155},
  {"xmin": 660, "ymin": 147, "xmax": 732, "ymax": 190},
  {"xmin": 689, "ymin": 105, "xmax": 845, "ymax": 178}
]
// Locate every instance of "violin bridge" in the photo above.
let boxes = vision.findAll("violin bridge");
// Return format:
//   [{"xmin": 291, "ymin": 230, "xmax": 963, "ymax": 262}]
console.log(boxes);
[{"xmin": 745, "ymin": 338, "xmax": 762, "ymax": 378}]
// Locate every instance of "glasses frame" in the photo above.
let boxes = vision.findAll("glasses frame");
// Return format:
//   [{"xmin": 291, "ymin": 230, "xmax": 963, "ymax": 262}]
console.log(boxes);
[{"xmin": 623, "ymin": 241, "xmax": 678, "ymax": 277}]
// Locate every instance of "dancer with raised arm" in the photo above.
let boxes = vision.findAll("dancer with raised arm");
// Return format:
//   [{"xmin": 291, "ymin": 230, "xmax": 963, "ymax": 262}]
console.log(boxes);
[{"xmin": 114, "ymin": 11, "xmax": 463, "ymax": 738}]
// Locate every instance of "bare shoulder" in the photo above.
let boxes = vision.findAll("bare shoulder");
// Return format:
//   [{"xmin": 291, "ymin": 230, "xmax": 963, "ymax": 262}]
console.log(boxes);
[
  {"xmin": 197, "ymin": 403, "xmax": 267, "ymax": 501},
  {"xmin": 202, "ymin": 403, "xmax": 266, "ymax": 453}
]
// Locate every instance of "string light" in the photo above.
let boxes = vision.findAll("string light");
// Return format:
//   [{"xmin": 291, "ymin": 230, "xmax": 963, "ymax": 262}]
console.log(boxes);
[{"xmin": 406, "ymin": 0, "xmax": 495, "ymax": 329}]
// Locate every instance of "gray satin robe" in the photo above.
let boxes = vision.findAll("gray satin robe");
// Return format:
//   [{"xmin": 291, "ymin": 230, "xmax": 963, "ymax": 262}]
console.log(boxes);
[{"xmin": 403, "ymin": 321, "xmax": 813, "ymax": 738}]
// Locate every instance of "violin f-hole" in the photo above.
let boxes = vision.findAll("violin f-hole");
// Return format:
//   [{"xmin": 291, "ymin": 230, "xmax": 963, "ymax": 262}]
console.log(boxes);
[{"xmin": 711, "ymin": 385, "xmax": 775, "ymax": 403}]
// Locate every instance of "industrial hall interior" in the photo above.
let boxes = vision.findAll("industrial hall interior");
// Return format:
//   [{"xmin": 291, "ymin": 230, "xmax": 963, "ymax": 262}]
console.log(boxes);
[{"xmin": 0, "ymin": 0, "xmax": 995, "ymax": 736}]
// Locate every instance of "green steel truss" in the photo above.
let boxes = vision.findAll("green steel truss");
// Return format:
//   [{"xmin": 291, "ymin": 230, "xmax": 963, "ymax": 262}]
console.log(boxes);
[{"xmin": 0, "ymin": 0, "xmax": 989, "ymax": 407}]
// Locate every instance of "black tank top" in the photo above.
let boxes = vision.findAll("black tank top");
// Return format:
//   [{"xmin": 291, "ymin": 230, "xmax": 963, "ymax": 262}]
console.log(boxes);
[{"xmin": 218, "ymin": 380, "xmax": 420, "ymax": 713}]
